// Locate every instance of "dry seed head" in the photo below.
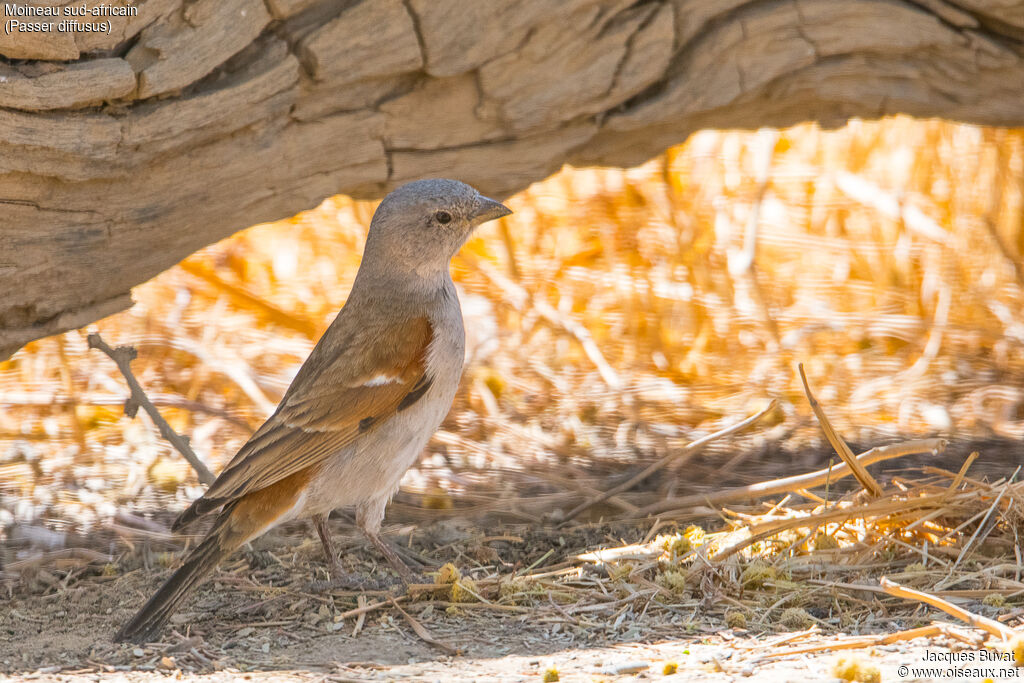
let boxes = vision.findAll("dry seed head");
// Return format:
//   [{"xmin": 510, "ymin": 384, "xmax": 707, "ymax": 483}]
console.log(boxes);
[
  {"xmin": 741, "ymin": 560, "xmax": 777, "ymax": 588},
  {"xmin": 435, "ymin": 563, "xmax": 461, "ymax": 584},
  {"xmin": 982, "ymin": 593, "xmax": 1006, "ymax": 607},
  {"xmin": 498, "ymin": 576, "xmax": 544, "ymax": 604},
  {"xmin": 607, "ymin": 562, "xmax": 635, "ymax": 582},
  {"xmin": 779, "ymin": 607, "xmax": 813, "ymax": 630},
  {"xmin": 450, "ymin": 577, "xmax": 480, "ymax": 603},
  {"xmin": 725, "ymin": 610, "xmax": 747, "ymax": 629},
  {"xmin": 812, "ymin": 533, "xmax": 840, "ymax": 550},
  {"xmin": 656, "ymin": 569, "xmax": 688, "ymax": 596},
  {"xmin": 657, "ymin": 525, "xmax": 707, "ymax": 559},
  {"xmin": 832, "ymin": 655, "xmax": 881, "ymax": 683}
]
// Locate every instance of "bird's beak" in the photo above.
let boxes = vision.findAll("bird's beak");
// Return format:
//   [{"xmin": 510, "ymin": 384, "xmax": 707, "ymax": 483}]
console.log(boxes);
[{"xmin": 471, "ymin": 196, "xmax": 513, "ymax": 224}]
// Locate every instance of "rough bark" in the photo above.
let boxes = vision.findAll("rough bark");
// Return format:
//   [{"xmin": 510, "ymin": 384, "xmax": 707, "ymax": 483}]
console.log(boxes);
[{"xmin": 1, "ymin": 0, "xmax": 1023, "ymax": 359}]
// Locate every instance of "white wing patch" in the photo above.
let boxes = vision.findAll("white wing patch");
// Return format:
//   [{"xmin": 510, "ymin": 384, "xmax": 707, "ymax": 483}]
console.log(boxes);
[{"xmin": 362, "ymin": 374, "xmax": 400, "ymax": 387}]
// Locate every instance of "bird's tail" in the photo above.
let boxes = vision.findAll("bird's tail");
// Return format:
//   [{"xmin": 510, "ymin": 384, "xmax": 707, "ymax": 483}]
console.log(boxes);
[
  {"xmin": 115, "ymin": 516, "xmax": 242, "ymax": 643},
  {"xmin": 171, "ymin": 495, "xmax": 220, "ymax": 533}
]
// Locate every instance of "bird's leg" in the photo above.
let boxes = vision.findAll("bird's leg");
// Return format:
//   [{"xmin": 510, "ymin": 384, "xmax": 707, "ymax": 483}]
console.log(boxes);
[
  {"xmin": 356, "ymin": 500, "xmax": 424, "ymax": 585},
  {"xmin": 311, "ymin": 513, "xmax": 345, "ymax": 579},
  {"xmin": 306, "ymin": 513, "xmax": 381, "ymax": 591},
  {"xmin": 363, "ymin": 529, "xmax": 419, "ymax": 584}
]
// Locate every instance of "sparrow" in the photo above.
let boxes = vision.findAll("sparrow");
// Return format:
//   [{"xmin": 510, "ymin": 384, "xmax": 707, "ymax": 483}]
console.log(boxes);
[{"xmin": 115, "ymin": 178, "xmax": 511, "ymax": 643}]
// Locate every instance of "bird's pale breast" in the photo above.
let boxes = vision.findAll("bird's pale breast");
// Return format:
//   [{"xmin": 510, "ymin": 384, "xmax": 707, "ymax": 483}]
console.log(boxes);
[{"xmin": 300, "ymin": 291, "xmax": 466, "ymax": 518}]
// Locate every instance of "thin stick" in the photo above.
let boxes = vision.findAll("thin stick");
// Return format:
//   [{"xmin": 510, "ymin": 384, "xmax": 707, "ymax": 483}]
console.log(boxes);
[
  {"xmin": 389, "ymin": 597, "xmax": 457, "ymax": 655},
  {"xmin": 638, "ymin": 438, "xmax": 945, "ymax": 516},
  {"xmin": 87, "ymin": 333, "xmax": 215, "ymax": 485},
  {"xmin": 5, "ymin": 548, "xmax": 112, "ymax": 573},
  {"xmin": 713, "ymin": 492, "xmax": 950, "ymax": 562},
  {"xmin": 946, "ymin": 452, "xmax": 979, "ymax": 497},
  {"xmin": 937, "ymin": 466, "xmax": 1020, "ymax": 588},
  {"xmin": 352, "ymin": 595, "xmax": 367, "ymax": 636},
  {"xmin": 424, "ymin": 601, "xmax": 531, "ymax": 614},
  {"xmin": 565, "ymin": 589, "xmax": 658, "ymax": 614},
  {"xmin": 563, "ymin": 399, "xmax": 778, "ymax": 523},
  {"xmin": 798, "ymin": 363, "xmax": 883, "ymax": 497},
  {"xmin": 335, "ymin": 595, "xmax": 407, "ymax": 621},
  {"xmin": 824, "ymin": 457, "xmax": 834, "ymax": 508},
  {"xmin": 880, "ymin": 577, "xmax": 1024, "ymax": 643},
  {"xmin": 757, "ymin": 623, "xmax": 975, "ymax": 658},
  {"xmin": 519, "ymin": 548, "xmax": 555, "ymax": 575}
]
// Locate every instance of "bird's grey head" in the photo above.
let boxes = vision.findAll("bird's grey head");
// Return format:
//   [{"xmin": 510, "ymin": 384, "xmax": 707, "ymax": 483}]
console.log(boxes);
[{"xmin": 361, "ymin": 179, "xmax": 511, "ymax": 284}]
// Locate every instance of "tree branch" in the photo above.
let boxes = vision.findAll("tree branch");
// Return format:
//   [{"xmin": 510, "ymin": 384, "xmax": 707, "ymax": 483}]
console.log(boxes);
[{"xmin": 87, "ymin": 332, "xmax": 216, "ymax": 486}]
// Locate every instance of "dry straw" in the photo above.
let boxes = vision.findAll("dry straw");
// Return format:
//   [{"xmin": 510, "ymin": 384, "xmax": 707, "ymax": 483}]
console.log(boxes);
[{"xmin": 1, "ymin": 118, "xmax": 1023, "ymax": 670}]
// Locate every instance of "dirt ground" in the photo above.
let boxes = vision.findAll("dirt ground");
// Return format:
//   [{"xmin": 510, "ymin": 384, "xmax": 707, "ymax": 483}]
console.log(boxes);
[{"xmin": 4, "ymin": 514, "xmax": 1021, "ymax": 683}]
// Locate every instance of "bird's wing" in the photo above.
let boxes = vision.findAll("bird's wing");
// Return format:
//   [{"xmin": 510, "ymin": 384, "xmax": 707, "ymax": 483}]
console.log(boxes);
[{"xmin": 176, "ymin": 313, "xmax": 434, "ymax": 525}]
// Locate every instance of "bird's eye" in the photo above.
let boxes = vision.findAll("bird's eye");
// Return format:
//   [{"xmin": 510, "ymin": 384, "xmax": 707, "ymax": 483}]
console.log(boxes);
[{"xmin": 434, "ymin": 211, "xmax": 452, "ymax": 224}]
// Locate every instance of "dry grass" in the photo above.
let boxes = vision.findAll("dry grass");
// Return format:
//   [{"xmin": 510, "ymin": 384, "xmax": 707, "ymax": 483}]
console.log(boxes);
[
  {"xmin": 2, "ymin": 117, "xmax": 1024, "ymax": 646},
  {"xmin": 4, "ymin": 430, "xmax": 1024, "ymax": 675}
]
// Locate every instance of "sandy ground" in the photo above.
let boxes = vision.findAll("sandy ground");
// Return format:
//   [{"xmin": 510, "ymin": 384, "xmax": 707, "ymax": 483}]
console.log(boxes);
[
  {"xmin": 1, "ymin": 576, "xmax": 985, "ymax": 683},
  {"xmin": 3, "ymin": 518, "xmax": 1018, "ymax": 682}
]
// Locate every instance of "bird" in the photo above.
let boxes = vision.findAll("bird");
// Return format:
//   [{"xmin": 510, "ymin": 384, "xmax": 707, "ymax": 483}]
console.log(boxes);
[{"xmin": 115, "ymin": 178, "xmax": 512, "ymax": 643}]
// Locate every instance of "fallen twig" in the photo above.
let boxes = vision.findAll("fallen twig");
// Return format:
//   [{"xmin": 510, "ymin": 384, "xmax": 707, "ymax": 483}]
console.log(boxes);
[
  {"xmin": 799, "ymin": 363, "xmax": 883, "ymax": 497},
  {"xmin": 562, "ymin": 399, "xmax": 779, "ymax": 523},
  {"xmin": 113, "ymin": 511, "xmax": 173, "ymax": 536},
  {"xmin": 713, "ymin": 491, "xmax": 953, "ymax": 562},
  {"xmin": 638, "ymin": 437, "xmax": 946, "ymax": 516},
  {"xmin": 87, "ymin": 332, "xmax": 215, "ymax": 485},
  {"xmin": 939, "ymin": 466, "xmax": 1020, "ymax": 585},
  {"xmin": 5, "ymin": 548, "xmax": 112, "ymax": 574},
  {"xmin": 880, "ymin": 577, "xmax": 1024, "ymax": 646},
  {"xmin": 389, "ymin": 597, "xmax": 457, "ymax": 654},
  {"xmin": 945, "ymin": 452, "xmax": 979, "ymax": 497},
  {"xmin": 335, "ymin": 595, "xmax": 407, "ymax": 621},
  {"xmin": 757, "ymin": 622, "xmax": 982, "ymax": 658}
]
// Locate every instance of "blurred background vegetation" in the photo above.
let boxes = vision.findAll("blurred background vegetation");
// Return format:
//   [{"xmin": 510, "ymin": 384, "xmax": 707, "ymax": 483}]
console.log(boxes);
[{"xmin": 2, "ymin": 116, "xmax": 1023, "ymax": 542}]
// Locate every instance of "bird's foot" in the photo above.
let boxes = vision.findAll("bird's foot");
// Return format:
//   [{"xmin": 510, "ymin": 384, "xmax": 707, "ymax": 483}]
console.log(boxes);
[
  {"xmin": 385, "ymin": 538, "xmax": 436, "ymax": 570},
  {"xmin": 363, "ymin": 531, "xmax": 434, "ymax": 587}
]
